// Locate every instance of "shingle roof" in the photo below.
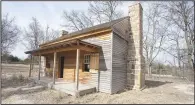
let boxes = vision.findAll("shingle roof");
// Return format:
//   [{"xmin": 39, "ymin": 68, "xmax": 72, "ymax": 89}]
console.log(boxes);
[{"xmin": 40, "ymin": 16, "xmax": 130, "ymax": 46}]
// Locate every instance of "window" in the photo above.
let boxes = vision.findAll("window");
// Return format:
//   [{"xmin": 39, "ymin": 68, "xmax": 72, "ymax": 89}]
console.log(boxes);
[
  {"xmin": 84, "ymin": 54, "xmax": 90, "ymax": 72},
  {"xmin": 46, "ymin": 57, "xmax": 50, "ymax": 68},
  {"xmin": 84, "ymin": 54, "xmax": 90, "ymax": 64}
]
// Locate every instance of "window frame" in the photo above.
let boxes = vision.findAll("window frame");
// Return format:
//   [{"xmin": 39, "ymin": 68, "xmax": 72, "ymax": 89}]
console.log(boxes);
[{"xmin": 83, "ymin": 54, "xmax": 90, "ymax": 72}]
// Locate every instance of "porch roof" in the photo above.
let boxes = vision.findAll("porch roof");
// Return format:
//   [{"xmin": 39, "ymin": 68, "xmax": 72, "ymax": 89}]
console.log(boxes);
[{"xmin": 25, "ymin": 39, "xmax": 101, "ymax": 55}]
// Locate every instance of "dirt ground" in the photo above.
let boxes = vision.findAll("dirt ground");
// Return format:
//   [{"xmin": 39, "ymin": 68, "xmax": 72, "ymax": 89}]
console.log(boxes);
[{"xmin": 1, "ymin": 64, "xmax": 194, "ymax": 104}]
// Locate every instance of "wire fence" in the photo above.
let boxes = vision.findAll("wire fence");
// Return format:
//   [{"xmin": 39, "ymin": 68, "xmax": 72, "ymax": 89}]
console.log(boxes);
[{"xmin": 146, "ymin": 68, "xmax": 194, "ymax": 82}]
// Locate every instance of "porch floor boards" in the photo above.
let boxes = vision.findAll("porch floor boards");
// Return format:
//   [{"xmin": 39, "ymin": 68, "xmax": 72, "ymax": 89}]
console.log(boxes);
[{"xmin": 31, "ymin": 76, "xmax": 96, "ymax": 96}]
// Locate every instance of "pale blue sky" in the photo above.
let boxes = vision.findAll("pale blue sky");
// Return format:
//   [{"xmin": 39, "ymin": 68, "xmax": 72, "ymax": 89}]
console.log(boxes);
[
  {"xmin": 2, "ymin": 1, "xmax": 136, "ymax": 59},
  {"xmin": 2, "ymin": 1, "xmax": 173, "ymax": 65}
]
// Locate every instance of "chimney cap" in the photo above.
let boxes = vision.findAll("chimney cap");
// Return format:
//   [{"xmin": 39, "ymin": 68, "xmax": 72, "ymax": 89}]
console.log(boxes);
[
  {"xmin": 128, "ymin": 3, "xmax": 143, "ymax": 9},
  {"xmin": 62, "ymin": 30, "xmax": 68, "ymax": 36}
]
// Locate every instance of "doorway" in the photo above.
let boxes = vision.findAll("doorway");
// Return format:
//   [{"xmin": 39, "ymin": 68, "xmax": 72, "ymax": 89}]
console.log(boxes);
[{"xmin": 60, "ymin": 56, "xmax": 64, "ymax": 78}]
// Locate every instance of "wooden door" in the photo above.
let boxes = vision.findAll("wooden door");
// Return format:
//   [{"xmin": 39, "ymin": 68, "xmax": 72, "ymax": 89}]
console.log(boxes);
[{"xmin": 60, "ymin": 56, "xmax": 64, "ymax": 78}]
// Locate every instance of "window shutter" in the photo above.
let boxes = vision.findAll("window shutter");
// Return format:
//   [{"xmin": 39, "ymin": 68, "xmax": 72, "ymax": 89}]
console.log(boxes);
[{"xmin": 90, "ymin": 53, "xmax": 99, "ymax": 70}]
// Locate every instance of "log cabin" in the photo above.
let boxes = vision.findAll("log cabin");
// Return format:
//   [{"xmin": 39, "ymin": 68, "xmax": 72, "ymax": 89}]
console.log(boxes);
[{"xmin": 25, "ymin": 3, "xmax": 145, "ymax": 95}]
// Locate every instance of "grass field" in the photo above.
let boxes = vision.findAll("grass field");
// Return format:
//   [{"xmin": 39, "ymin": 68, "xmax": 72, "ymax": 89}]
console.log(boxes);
[
  {"xmin": 1, "ymin": 63, "xmax": 194, "ymax": 104},
  {"xmin": 1, "ymin": 63, "xmax": 39, "ymax": 78}
]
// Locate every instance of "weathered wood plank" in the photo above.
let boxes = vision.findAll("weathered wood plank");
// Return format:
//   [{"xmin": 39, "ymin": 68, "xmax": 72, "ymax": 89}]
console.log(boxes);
[
  {"xmin": 53, "ymin": 52, "xmax": 57, "ymax": 84},
  {"xmin": 82, "ymin": 32, "xmax": 112, "ymax": 93},
  {"xmin": 38, "ymin": 55, "xmax": 41, "ymax": 80},
  {"xmin": 111, "ymin": 32, "xmax": 128, "ymax": 94},
  {"xmin": 75, "ymin": 49, "xmax": 80, "ymax": 91},
  {"xmin": 29, "ymin": 55, "xmax": 32, "ymax": 77}
]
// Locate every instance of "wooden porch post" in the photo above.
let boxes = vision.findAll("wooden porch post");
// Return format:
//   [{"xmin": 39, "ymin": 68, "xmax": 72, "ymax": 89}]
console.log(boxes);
[
  {"xmin": 53, "ymin": 52, "xmax": 57, "ymax": 84},
  {"xmin": 29, "ymin": 54, "xmax": 32, "ymax": 77},
  {"xmin": 75, "ymin": 49, "xmax": 80, "ymax": 91},
  {"xmin": 38, "ymin": 54, "xmax": 41, "ymax": 80},
  {"xmin": 32, "ymin": 56, "xmax": 34, "ymax": 70}
]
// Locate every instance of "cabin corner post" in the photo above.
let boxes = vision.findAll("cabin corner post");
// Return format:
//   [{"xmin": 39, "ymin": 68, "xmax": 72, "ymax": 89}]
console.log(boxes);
[
  {"xmin": 75, "ymin": 49, "xmax": 80, "ymax": 92},
  {"xmin": 29, "ymin": 54, "xmax": 32, "ymax": 77},
  {"xmin": 53, "ymin": 52, "xmax": 57, "ymax": 84},
  {"xmin": 32, "ymin": 56, "xmax": 34, "ymax": 71},
  {"xmin": 38, "ymin": 54, "xmax": 41, "ymax": 80}
]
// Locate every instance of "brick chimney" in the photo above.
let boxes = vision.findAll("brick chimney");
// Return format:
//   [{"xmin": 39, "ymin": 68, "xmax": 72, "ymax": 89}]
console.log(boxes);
[{"xmin": 127, "ymin": 3, "xmax": 145, "ymax": 90}]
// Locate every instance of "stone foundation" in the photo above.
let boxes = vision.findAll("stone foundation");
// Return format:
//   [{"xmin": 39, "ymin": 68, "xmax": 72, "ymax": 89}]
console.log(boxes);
[{"xmin": 41, "ymin": 56, "xmax": 46, "ymax": 77}]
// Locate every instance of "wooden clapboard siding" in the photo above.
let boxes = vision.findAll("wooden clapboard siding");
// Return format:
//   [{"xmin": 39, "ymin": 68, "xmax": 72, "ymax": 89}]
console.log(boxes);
[
  {"xmin": 82, "ymin": 32, "xmax": 112, "ymax": 93},
  {"xmin": 59, "ymin": 50, "xmax": 92, "ymax": 83},
  {"xmin": 43, "ymin": 26, "xmax": 129, "ymax": 94},
  {"xmin": 44, "ymin": 50, "xmax": 92, "ymax": 83},
  {"xmin": 111, "ymin": 31, "xmax": 128, "ymax": 94},
  {"xmin": 60, "ymin": 51, "xmax": 77, "ymax": 82}
]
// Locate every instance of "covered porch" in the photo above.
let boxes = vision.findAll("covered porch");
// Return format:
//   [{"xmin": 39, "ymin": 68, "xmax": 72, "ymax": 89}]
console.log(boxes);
[
  {"xmin": 31, "ymin": 76, "xmax": 96, "ymax": 96},
  {"xmin": 25, "ymin": 39, "xmax": 101, "ymax": 96}
]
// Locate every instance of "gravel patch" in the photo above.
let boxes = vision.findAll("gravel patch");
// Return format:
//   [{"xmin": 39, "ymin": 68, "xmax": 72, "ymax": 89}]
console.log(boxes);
[{"xmin": 174, "ymin": 84, "xmax": 194, "ymax": 95}]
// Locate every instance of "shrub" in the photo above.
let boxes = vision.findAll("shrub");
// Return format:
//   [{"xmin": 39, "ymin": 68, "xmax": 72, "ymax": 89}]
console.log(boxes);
[
  {"xmin": 46, "ymin": 68, "xmax": 53, "ymax": 77},
  {"xmin": 10, "ymin": 74, "xmax": 25, "ymax": 82},
  {"xmin": 11, "ymin": 74, "xmax": 18, "ymax": 81},
  {"xmin": 18, "ymin": 74, "xmax": 25, "ymax": 82}
]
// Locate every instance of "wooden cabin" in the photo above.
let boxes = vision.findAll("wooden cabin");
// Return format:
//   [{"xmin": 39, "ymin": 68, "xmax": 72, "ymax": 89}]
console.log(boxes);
[{"xmin": 25, "ymin": 3, "xmax": 145, "ymax": 94}]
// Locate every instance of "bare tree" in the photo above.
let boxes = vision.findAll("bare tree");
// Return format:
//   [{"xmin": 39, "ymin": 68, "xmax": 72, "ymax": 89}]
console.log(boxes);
[
  {"xmin": 43, "ymin": 25, "xmax": 60, "ymax": 43},
  {"xmin": 62, "ymin": 1, "xmax": 123, "ymax": 31},
  {"xmin": 143, "ymin": 3, "xmax": 170, "ymax": 75},
  {"xmin": 1, "ymin": 14, "xmax": 20, "ymax": 54},
  {"xmin": 165, "ymin": 28, "xmax": 184, "ymax": 76},
  {"xmin": 23, "ymin": 17, "xmax": 44, "ymax": 50},
  {"xmin": 44, "ymin": 25, "xmax": 50, "ymax": 42},
  {"xmin": 88, "ymin": 1, "xmax": 123, "ymax": 23},
  {"xmin": 62, "ymin": 10, "xmax": 94, "ymax": 31},
  {"xmin": 161, "ymin": 1, "xmax": 194, "ymax": 71},
  {"xmin": 23, "ymin": 17, "xmax": 59, "ymax": 64},
  {"xmin": 23, "ymin": 17, "xmax": 60, "ymax": 50}
]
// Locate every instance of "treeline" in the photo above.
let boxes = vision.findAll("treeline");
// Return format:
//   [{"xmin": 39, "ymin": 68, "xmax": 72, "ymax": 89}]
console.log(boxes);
[{"xmin": 1, "ymin": 54, "xmax": 35, "ymax": 64}]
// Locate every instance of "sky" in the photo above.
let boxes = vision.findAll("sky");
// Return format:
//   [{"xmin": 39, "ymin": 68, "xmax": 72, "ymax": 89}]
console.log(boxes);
[
  {"xmin": 2, "ymin": 1, "xmax": 174, "ymax": 65},
  {"xmin": 2, "ymin": 1, "xmax": 137, "ymax": 59},
  {"xmin": 2, "ymin": 1, "xmax": 92, "ymax": 60}
]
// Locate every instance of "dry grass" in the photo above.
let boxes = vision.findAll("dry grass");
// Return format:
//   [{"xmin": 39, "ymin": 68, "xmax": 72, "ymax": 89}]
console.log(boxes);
[
  {"xmin": 1, "ymin": 64, "xmax": 194, "ymax": 104},
  {"xmin": 1, "ymin": 74, "xmax": 31, "ymax": 88},
  {"xmin": 2, "ymin": 81, "xmax": 194, "ymax": 104},
  {"xmin": 1, "ymin": 63, "xmax": 39, "ymax": 78}
]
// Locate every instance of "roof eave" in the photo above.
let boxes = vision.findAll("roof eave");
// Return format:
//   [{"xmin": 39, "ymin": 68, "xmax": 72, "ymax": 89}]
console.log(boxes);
[{"xmin": 40, "ymin": 27, "xmax": 112, "ymax": 48}]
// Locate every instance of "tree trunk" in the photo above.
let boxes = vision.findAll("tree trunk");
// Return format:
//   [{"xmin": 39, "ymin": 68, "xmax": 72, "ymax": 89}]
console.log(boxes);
[
  {"xmin": 149, "ymin": 66, "xmax": 152, "ymax": 76},
  {"xmin": 146, "ymin": 63, "xmax": 151, "ymax": 76},
  {"xmin": 184, "ymin": 20, "xmax": 193, "ymax": 71}
]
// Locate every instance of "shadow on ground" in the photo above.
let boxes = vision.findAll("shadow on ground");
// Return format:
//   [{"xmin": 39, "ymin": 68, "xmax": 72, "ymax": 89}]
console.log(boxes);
[
  {"xmin": 145, "ymin": 80, "xmax": 173, "ymax": 88},
  {"xmin": 114, "ymin": 80, "xmax": 173, "ymax": 94}
]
